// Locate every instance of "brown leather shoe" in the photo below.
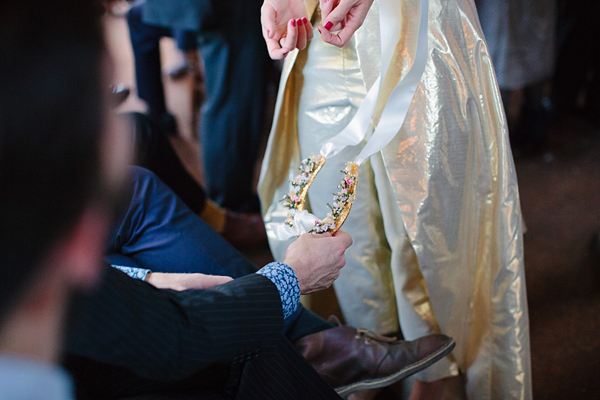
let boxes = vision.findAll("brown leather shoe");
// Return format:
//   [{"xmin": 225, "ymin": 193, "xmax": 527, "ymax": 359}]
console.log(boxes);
[{"xmin": 295, "ymin": 322, "xmax": 455, "ymax": 397}]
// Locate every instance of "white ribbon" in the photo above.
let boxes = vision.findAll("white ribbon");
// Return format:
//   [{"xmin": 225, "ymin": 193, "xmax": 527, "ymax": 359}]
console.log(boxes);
[
  {"xmin": 319, "ymin": 0, "xmax": 429, "ymax": 165},
  {"xmin": 273, "ymin": 0, "xmax": 429, "ymax": 240},
  {"xmin": 269, "ymin": 210, "xmax": 321, "ymax": 240}
]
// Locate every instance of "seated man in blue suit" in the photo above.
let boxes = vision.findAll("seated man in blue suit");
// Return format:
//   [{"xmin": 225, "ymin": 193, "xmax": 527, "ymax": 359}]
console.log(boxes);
[{"xmin": 64, "ymin": 165, "xmax": 455, "ymax": 398}]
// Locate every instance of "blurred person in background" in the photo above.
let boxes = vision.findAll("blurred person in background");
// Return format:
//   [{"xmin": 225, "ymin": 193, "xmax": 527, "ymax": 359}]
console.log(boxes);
[
  {"xmin": 475, "ymin": 0, "xmax": 557, "ymax": 154},
  {"xmin": 126, "ymin": 0, "xmax": 200, "ymax": 135},
  {"xmin": 141, "ymin": 0, "xmax": 273, "ymax": 216}
]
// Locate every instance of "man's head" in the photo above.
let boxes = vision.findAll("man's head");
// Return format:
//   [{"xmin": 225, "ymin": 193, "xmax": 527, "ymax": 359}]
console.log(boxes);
[{"xmin": 0, "ymin": 1, "xmax": 126, "ymax": 332}]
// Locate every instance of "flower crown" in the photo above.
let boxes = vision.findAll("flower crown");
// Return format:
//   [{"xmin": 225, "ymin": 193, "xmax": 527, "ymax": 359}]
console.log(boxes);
[{"xmin": 281, "ymin": 154, "xmax": 358, "ymax": 234}]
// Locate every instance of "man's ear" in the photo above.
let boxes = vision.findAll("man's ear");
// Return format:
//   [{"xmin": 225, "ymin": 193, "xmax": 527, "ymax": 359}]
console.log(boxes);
[{"xmin": 53, "ymin": 204, "xmax": 111, "ymax": 289}]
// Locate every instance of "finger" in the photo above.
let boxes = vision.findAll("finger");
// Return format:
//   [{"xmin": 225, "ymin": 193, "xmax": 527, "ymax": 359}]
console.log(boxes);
[
  {"xmin": 296, "ymin": 18, "xmax": 307, "ymax": 50},
  {"xmin": 260, "ymin": 3, "xmax": 277, "ymax": 39},
  {"xmin": 319, "ymin": 0, "xmax": 336, "ymax": 22},
  {"xmin": 302, "ymin": 17, "xmax": 314, "ymax": 42},
  {"xmin": 321, "ymin": 0, "xmax": 355, "ymax": 31},
  {"xmin": 318, "ymin": 22, "xmax": 355, "ymax": 47},
  {"xmin": 264, "ymin": 37, "xmax": 289, "ymax": 60},
  {"xmin": 280, "ymin": 19, "xmax": 299, "ymax": 51},
  {"xmin": 323, "ymin": 0, "xmax": 372, "ymax": 36},
  {"xmin": 332, "ymin": 229, "xmax": 353, "ymax": 247}
]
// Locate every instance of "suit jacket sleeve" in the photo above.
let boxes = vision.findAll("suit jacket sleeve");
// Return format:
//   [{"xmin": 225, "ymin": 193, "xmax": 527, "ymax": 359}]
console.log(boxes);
[{"xmin": 64, "ymin": 266, "xmax": 284, "ymax": 382}]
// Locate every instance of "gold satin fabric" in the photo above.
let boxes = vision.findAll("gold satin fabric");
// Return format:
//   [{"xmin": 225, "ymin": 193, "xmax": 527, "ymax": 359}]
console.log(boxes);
[{"xmin": 258, "ymin": 0, "xmax": 532, "ymax": 398}]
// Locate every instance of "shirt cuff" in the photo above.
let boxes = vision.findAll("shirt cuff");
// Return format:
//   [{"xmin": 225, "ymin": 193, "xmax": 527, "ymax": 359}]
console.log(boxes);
[
  {"xmin": 256, "ymin": 262, "xmax": 300, "ymax": 319},
  {"xmin": 111, "ymin": 265, "xmax": 151, "ymax": 281}
]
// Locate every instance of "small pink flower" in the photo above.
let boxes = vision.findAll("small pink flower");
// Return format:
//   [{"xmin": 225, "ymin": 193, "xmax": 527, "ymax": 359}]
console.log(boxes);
[
  {"xmin": 292, "ymin": 196, "xmax": 300, "ymax": 202},
  {"xmin": 342, "ymin": 188, "xmax": 348, "ymax": 194},
  {"xmin": 346, "ymin": 179, "xmax": 354, "ymax": 186}
]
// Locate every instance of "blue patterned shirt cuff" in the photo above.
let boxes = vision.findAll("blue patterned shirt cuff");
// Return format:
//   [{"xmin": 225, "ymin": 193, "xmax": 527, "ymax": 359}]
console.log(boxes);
[
  {"xmin": 256, "ymin": 262, "xmax": 300, "ymax": 319},
  {"xmin": 111, "ymin": 265, "xmax": 151, "ymax": 281}
]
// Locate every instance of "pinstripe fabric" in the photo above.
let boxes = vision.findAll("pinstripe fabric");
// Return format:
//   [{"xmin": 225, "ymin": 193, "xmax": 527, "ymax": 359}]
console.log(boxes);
[{"xmin": 64, "ymin": 267, "xmax": 341, "ymax": 399}]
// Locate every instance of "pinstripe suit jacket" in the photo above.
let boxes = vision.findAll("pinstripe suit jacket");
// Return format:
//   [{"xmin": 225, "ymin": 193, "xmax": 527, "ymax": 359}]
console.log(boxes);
[{"xmin": 64, "ymin": 267, "xmax": 341, "ymax": 399}]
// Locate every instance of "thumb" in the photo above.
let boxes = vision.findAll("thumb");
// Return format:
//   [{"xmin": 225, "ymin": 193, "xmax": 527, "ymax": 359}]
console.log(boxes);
[{"xmin": 260, "ymin": 3, "xmax": 277, "ymax": 38}]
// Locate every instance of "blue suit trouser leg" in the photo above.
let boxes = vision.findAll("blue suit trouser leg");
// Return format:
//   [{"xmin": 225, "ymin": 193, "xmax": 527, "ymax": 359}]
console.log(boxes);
[{"xmin": 106, "ymin": 167, "xmax": 256, "ymax": 277}]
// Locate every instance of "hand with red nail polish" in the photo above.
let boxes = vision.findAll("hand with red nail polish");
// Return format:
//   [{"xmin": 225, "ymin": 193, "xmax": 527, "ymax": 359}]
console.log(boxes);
[
  {"xmin": 260, "ymin": 0, "xmax": 314, "ymax": 60},
  {"xmin": 318, "ymin": 0, "xmax": 374, "ymax": 47}
]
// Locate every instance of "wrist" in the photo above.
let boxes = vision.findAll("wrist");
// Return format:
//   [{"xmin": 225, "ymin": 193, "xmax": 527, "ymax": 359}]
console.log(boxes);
[
  {"xmin": 257, "ymin": 262, "xmax": 300, "ymax": 319},
  {"xmin": 282, "ymin": 258, "xmax": 304, "ymax": 292}
]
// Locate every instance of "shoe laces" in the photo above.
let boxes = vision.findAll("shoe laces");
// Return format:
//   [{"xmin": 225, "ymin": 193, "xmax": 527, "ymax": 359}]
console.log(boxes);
[
  {"xmin": 327, "ymin": 315, "xmax": 399, "ymax": 344},
  {"xmin": 355, "ymin": 328, "xmax": 398, "ymax": 344}
]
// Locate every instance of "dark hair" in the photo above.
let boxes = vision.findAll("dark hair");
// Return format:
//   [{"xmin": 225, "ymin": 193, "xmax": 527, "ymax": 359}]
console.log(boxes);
[{"xmin": 0, "ymin": 1, "xmax": 106, "ymax": 320}]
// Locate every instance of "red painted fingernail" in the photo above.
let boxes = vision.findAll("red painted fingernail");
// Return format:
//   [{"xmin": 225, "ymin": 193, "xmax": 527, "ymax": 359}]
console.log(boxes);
[
  {"xmin": 291, "ymin": 19, "xmax": 296, "ymax": 27},
  {"xmin": 283, "ymin": 51, "xmax": 289, "ymax": 57},
  {"xmin": 296, "ymin": 19, "xmax": 302, "ymax": 26},
  {"xmin": 303, "ymin": 17, "xmax": 308, "ymax": 24},
  {"xmin": 324, "ymin": 21, "xmax": 333, "ymax": 30},
  {"xmin": 317, "ymin": 27, "xmax": 322, "ymax": 34}
]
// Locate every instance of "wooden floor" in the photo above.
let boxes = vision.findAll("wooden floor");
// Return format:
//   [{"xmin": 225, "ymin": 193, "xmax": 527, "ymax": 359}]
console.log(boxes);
[{"xmin": 104, "ymin": 12, "xmax": 600, "ymax": 400}]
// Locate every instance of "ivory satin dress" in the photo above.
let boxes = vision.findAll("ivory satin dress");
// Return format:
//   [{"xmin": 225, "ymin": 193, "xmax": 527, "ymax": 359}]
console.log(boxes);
[{"xmin": 259, "ymin": 1, "xmax": 532, "ymax": 398}]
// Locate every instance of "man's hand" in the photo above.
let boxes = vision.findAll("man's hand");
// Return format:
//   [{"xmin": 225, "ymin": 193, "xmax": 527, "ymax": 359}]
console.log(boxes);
[
  {"xmin": 261, "ymin": 0, "xmax": 313, "ymax": 59},
  {"xmin": 283, "ymin": 230, "xmax": 353, "ymax": 294},
  {"xmin": 317, "ymin": 0, "xmax": 374, "ymax": 47},
  {"xmin": 146, "ymin": 272, "xmax": 233, "ymax": 291}
]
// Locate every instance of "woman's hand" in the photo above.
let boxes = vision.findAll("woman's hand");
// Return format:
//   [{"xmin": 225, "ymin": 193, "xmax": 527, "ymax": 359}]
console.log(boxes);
[
  {"xmin": 317, "ymin": 0, "xmax": 374, "ymax": 47},
  {"xmin": 146, "ymin": 272, "xmax": 233, "ymax": 291},
  {"xmin": 261, "ymin": 0, "xmax": 314, "ymax": 59}
]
